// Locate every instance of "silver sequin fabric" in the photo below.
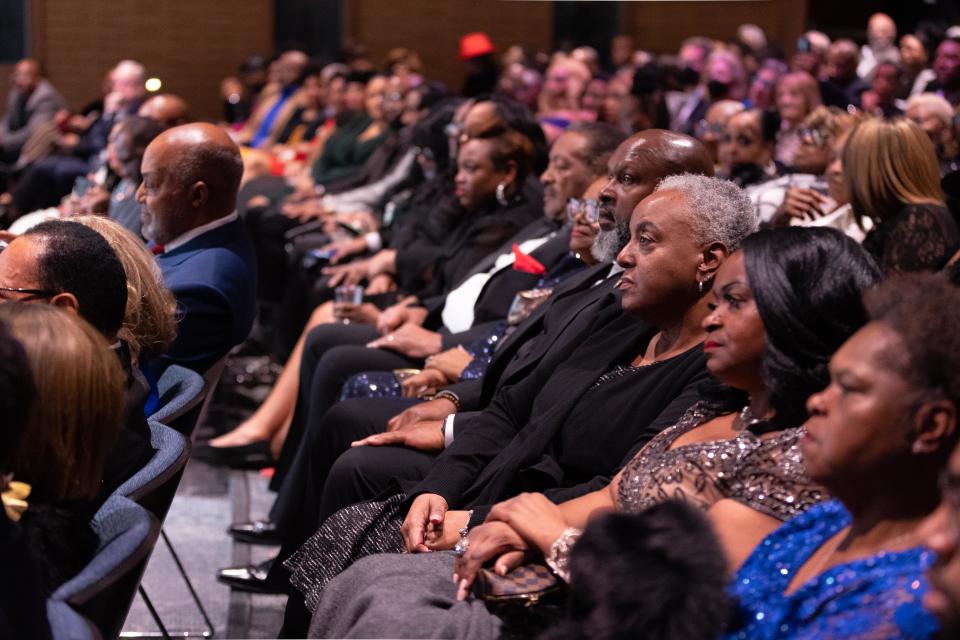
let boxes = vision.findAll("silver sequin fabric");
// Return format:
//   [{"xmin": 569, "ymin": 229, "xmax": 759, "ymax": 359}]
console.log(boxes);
[{"xmin": 616, "ymin": 402, "xmax": 825, "ymax": 521}]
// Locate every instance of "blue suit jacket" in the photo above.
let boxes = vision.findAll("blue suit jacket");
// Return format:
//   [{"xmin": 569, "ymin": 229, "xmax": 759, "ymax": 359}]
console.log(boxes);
[{"xmin": 149, "ymin": 216, "xmax": 257, "ymax": 378}]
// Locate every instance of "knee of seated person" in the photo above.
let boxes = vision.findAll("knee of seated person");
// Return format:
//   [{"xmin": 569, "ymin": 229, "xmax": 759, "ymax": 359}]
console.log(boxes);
[{"xmin": 309, "ymin": 400, "xmax": 368, "ymax": 447}]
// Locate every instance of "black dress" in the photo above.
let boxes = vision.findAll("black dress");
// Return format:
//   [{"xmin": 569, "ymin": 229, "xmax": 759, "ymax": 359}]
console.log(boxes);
[
  {"xmin": 285, "ymin": 313, "xmax": 709, "ymax": 612},
  {"xmin": 862, "ymin": 203, "xmax": 960, "ymax": 274}
]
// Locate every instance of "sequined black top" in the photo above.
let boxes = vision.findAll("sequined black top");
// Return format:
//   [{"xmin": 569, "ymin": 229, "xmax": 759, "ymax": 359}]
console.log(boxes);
[{"xmin": 616, "ymin": 401, "xmax": 824, "ymax": 521}]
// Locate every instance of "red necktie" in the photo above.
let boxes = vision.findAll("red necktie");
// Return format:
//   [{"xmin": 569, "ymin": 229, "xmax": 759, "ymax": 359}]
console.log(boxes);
[{"xmin": 151, "ymin": 244, "xmax": 165, "ymax": 255}]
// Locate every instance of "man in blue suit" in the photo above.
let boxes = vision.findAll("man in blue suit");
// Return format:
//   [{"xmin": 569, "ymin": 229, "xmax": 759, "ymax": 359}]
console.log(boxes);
[{"xmin": 137, "ymin": 123, "xmax": 257, "ymax": 379}]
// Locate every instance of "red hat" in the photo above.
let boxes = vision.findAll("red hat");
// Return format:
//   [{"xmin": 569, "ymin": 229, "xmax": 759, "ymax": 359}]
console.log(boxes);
[{"xmin": 460, "ymin": 32, "xmax": 495, "ymax": 61}]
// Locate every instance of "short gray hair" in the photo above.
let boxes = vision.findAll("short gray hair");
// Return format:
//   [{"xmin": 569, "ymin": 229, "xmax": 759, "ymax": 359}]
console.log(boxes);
[{"xmin": 655, "ymin": 174, "xmax": 757, "ymax": 251}]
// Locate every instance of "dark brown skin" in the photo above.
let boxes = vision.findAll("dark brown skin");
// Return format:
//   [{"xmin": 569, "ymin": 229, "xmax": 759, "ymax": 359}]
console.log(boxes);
[
  {"xmin": 138, "ymin": 94, "xmax": 191, "ymax": 128},
  {"xmin": 136, "ymin": 123, "xmax": 242, "ymax": 245},
  {"xmin": 598, "ymin": 129, "xmax": 714, "ymax": 233}
]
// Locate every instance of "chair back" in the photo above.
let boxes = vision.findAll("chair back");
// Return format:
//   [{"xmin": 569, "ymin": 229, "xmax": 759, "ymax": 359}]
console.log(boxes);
[
  {"xmin": 114, "ymin": 419, "xmax": 191, "ymax": 521},
  {"xmin": 46, "ymin": 600, "xmax": 101, "ymax": 640},
  {"xmin": 150, "ymin": 364, "xmax": 206, "ymax": 429},
  {"xmin": 52, "ymin": 496, "xmax": 159, "ymax": 640}
]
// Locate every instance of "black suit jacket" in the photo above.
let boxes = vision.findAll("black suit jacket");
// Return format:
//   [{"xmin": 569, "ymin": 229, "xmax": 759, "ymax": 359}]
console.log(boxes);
[
  {"xmin": 442, "ymin": 263, "xmax": 620, "ymax": 410},
  {"xmin": 422, "ymin": 221, "xmax": 571, "ymax": 348},
  {"xmin": 405, "ymin": 310, "xmax": 709, "ymax": 525}
]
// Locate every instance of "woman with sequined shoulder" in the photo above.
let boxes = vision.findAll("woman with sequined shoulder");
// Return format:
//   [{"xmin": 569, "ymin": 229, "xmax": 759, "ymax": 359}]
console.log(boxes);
[
  {"xmin": 724, "ymin": 274, "xmax": 960, "ymax": 639},
  {"xmin": 454, "ymin": 227, "xmax": 880, "ymax": 594}
]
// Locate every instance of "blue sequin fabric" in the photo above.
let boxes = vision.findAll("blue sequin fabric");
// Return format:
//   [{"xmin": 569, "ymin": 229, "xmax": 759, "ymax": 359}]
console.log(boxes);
[{"xmin": 724, "ymin": 499, "xmax": 939, "ymax": 639}]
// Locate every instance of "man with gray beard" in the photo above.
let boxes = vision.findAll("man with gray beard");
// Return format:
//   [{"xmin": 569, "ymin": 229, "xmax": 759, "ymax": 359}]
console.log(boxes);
[
  {"xmin": 272, "ymin": 130, "xmax": 717, "ymax": 636},
  {"xmin": 294, "ymin": 129, "xmax": 717, "ymax": 522}
]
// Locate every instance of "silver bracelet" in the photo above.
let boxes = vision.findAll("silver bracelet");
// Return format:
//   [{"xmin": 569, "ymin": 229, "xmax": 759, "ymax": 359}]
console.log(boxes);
[
  {"xmin": 545, "ymin": 527, "xmax": 582, "ymax": 583},
  {"xmin": 453, "ymin": 509, "xmax": 474, "ymax": 556}
]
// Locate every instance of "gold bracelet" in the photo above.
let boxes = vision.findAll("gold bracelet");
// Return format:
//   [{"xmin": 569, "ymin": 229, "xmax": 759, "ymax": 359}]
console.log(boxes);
[{"xmin": 433, "ymin": 390, "xmax": 461, "ymax": 412}]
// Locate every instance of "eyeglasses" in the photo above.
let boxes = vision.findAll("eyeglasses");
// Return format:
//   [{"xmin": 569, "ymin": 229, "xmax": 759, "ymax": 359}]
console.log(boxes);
[
  {"xmin": 798, "ymin": 128, "xmax": 830, "ymax": 147},
  {"xmin": 0, "ymin": 286, "xmax": 58, "ymax": 301},
  {"xmin": 567, "ymin": 198, "xmax": 600, "ymax": 224}
]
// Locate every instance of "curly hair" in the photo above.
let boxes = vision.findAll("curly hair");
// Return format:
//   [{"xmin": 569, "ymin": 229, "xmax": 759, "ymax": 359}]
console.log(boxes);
[
  {"xmin": 863, "ymin": 273, "xmax": 960, "ymax": 410},
  {"xmin": 743, "ymin": 227, "xmax": 881, "ymax": 427},
  {"xmin": 540, "ymin": 502, "xmax": 729, "ymax": 640}
]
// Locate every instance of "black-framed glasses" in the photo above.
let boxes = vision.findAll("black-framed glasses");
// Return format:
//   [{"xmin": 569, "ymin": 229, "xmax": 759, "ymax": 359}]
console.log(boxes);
[
  {"xmin": 567, "ymin": 198, "xmax": 600, "ymax": 224},
  {"xmin": 0, "ymin": 286, "xmax": 58, "ymax": 300}
]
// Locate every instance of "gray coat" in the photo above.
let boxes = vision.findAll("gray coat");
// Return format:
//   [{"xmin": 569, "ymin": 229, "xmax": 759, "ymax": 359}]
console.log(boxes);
[{"xmin": 0, "ymin": 79, "xmax": 66, "ymax": 156}]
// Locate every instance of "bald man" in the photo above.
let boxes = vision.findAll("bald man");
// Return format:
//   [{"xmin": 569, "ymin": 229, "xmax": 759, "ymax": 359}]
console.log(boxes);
[
  {"xmin": 217, "ymin": 131, "xmax": 717, "ymax": 618},
  {"xmin": 137, "ymin": 123, "xmax": 256, "ymax": 382},
  {"xmin": 137, "ymin": 93, "xmax": 190, "ymax": 128},
  {"xmin": 0, "ymin": 59, "xmax": 65, "ymax": 166}
]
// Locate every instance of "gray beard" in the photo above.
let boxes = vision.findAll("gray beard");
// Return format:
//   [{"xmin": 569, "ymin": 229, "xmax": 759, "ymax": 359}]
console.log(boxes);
[{"xmin": 591, "ymin": 219, "xmax": 631, "ymax": 263}]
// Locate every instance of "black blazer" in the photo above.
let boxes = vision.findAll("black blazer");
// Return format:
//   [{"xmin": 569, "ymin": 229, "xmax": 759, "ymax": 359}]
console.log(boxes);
[
  {"xmin": 406, "ymin": 310, "xmax": 710, "ymax": 526},
  {"xmin": 422, "ymin": 222, "xmax": 572, "ymax": 348},
  {"xmin": 442, "ymin": 263, "xmax": 621, "ymax": 410}
]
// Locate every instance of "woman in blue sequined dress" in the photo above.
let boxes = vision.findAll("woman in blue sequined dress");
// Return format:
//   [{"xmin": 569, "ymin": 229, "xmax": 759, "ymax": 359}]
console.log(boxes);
[{"xmin": 724, "ymin": 273, "xmax": 960, "ymax": 639}]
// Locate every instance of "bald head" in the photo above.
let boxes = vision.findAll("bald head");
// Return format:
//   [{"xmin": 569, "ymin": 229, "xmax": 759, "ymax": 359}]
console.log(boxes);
[
  {"xmin": 868, "ymin": 13, "xmax": 896, "ymax": 47},
  {"xmin": 593, "ymin": 130, "xmax": 713, "ymax": 261},
  {"xmin": 138, "ymin": 94, "xmax": 190, "ymax": 128},
  {"xmin": 622, "ymin": 129, "xmax": 714, "ymax": 180},
  {"xmin": 136, "ymin": 123, "xmax": 243, "ymax": 244}
]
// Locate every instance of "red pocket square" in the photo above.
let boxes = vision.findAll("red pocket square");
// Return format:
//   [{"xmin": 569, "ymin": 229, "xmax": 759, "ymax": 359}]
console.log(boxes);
[{"xmin": 512, "ymin": 244, "xmax": 546, "ymax": 275}]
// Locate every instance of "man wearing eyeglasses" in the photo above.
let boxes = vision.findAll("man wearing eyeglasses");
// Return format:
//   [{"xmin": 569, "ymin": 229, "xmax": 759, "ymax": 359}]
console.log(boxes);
[{"xmin": 0, "ymin": 220, "xmax": 127, "ymax": 337}]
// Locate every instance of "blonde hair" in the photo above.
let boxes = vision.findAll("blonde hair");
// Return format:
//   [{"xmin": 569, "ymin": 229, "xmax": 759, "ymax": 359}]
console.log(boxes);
[
  {"xmin": 905, "ymin": 93, "xmax": 955, "ymax": 127},
  {"xmin": 72, "ymin": 215, "xmax": 177, "ymax": 362},
  {"xmin": 2, "ymin": 304, "xmax": 126, "ymax": 502},
  {"xmin": 843, "ymin": 118, "xmax": 944, "ymax": 223},
  {"xmin": 801, "ymin": 105, "xmax": 863, "ymax": 141}
]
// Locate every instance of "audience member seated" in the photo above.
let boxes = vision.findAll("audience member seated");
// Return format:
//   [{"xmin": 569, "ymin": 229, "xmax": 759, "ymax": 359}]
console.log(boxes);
[
  {"xmin": 214, "ymin": 130, "xmax": 713, "ymax": 604},
  {"xmin": 278, "ymin": 173, "xmax": 755, "ymax": 636},
  {"xmin": 201, "ymin": 123, "xmax": 618, "ymax": 470},
  {"xmin": 773, "ymin": 71, "xmax": 821, "ymax": 167},
  {"xmin": 860, "ymin": 61, "xmax": 905, "ymax": 118},
  {"xmin": 821, "ymin": 39, "xmax": 870, "ymax": 109},
  {"xmin": 900, "ymin": 32, "xmax": 936, "ymax": 98},
  {"xmin": 309, "ymin": 73, "xmax": 392, "ymax": 187},
  {"xmin": 10, "ymin": 59, "xmax": 147, "ymax": 216},
  {"xmin": 0, "ymin": 319, "xmax": 51, "ymax": 640},
  {"xmin": 236, "ymin": 50, "xmax": 310, "ymax": 149},
  {"xmin": 694, "ymin": 99, "xmax": 744, "ymax": 171},
  {"xmin": 922, "ymin": 406, "xmax": 960, "ymax": 638},
  {"xmin": 724, "ymin": 273, "xmax": 959, "ymax": 638},
  {"xmin": 137, "ymin": 123, "xmax": 257, "ymax": 380},
  {"xmin": 751, "ymin": 106, "xmax": 862, "ymax": 225},
  {"xmin": 844, "ymin": 118, "xmax": 959, "ymax": 273},
  {"xmin": 0, "ymin": 219, "xmax": 155, "ymax": 497},
  {"xmin": 303, "ymin": 225, "xmax": 880, "ymax": 637},
  {"xmin": 921, "ymin": 36, "xmax": 960, "ymax": 106},
  {"xmin": 747, "ymin": 58, "xmax": 787, "ymax": 110},
  {"xmin": 718, "ymin": 108, "xmax": 781, "ymax": 187},
  {"xmin": 4, "ymin": 115, "xmax": 165, "ymax": 236},
  {"xmin": 858, "ymin": 13, "xmax": 900, "ymax": 79},
  {"xmin": 906, "ymin": 93, "xmax": 960, "ymax": 176},
  {"xmin": 0, "ymin": 59, "xmax": 65, "ymax": 172},
  {"xmin": 0, "ymin": 303, "xmax": 126, "ymax": 595},
  {"xmin": 537, "ymin": 504, "xmax": 730, "ymax": 640},
  {"xmin": 137, "ymin": 93, "xmax": 191, "ymax": 129}
]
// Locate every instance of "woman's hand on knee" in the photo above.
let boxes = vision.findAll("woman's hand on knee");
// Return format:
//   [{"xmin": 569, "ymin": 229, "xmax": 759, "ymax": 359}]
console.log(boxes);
[{"xmin": 452, "ymin": 522, "xmax": 530, "ymax": 601}]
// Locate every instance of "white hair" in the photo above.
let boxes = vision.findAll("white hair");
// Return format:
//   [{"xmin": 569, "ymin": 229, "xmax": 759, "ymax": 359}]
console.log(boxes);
[
  {"xmin": 655, "ymin": 174, "xmax": 757, "ymax": 251},
  {"xmin": 112, "ymin": 59, "xmax": 146, "ymax": 83},
  {"xmin": 906, "ymin": 93, "xmax": 955, "ymax": 127}
]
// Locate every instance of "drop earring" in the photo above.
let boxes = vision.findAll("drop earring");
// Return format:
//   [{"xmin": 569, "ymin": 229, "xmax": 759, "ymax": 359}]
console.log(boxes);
[{"xmin": 496, "ymin": 182, "xmax": 509, "ymax": 206}]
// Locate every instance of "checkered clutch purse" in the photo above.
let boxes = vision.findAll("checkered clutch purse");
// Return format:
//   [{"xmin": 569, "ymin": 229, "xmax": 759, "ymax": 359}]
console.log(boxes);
[{"xmin": 472, "ymin": 563, "xmax": 562, "ymax": 605}]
